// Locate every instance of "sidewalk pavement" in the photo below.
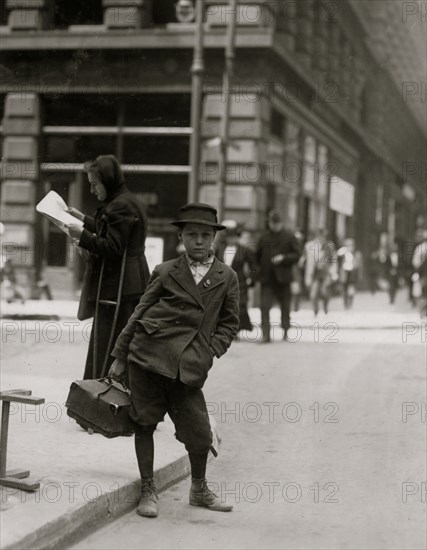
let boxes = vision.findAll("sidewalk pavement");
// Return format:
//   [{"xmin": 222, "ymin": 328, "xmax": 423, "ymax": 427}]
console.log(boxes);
[
  {"xmin": 0, "ymin": 290, "xmax": 423, "ymax": 549},
  {"xmin": 1, "ymin": 329, "xmax": 220, "ymax": 550},
  {"xmin": 1, "ymin": 289, "xmax": 423, "ymax": 329}
]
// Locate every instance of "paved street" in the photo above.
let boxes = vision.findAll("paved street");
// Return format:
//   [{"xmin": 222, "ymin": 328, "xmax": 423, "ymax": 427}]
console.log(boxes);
[
  {"xmin": 1, "ymin": 291, "xmax": 426, "ymax": 549},
  {"xmin": 68, "ymin": 326, "xmax": 426, "ymax": 550}
]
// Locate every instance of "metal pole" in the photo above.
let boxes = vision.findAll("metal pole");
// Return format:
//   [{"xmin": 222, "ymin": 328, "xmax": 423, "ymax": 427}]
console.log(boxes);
[
  {"xmin": 188, "ymin": 0, "xmax": 205, "ymax": 203},
  {"xmin": 218, "ymin": 0, "xmax": 238, "ymax": 222}
]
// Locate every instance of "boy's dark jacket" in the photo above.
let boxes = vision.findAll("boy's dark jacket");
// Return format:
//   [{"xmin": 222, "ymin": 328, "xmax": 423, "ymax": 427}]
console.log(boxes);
[{"xmin": 112, "ymin": 254, "xmax": 239, "ymax": 388}]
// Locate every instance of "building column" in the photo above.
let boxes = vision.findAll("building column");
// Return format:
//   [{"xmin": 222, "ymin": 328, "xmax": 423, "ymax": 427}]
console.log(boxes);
[
  {"xmin": 351, "ymin": 51, "xmax": 366, "ymax": 121},
  {"xmin": 103, "ymin": 0, "xmax": 152, "ymax": 29},
  {"xmin": 339, "ymin": 38, "xmax": 352, "ymax": 109},
  {"xmin": 6, "ymin": 0, "xmax": 53, "ymax": 30},
  {"xmin": 312, "ymin": 1, "xmax": 329, "ymax": 83},
  {"xmin": 327, "ymin": 22, "xmax": 341, "ymax": 85},
  {"xmin": 295, "ymin": 0, "xmax": 314, "ymax": 70},
  {"xmin": 1, "ymin": 93, "xmax": 41, "ymax": 295},
  {"xmin": 277, "ymin": 1, "xmax": 298, "ymax": 51},
  {"xmin": 199, "ymin": 90, "xmax": 268, "ymax": 231}
]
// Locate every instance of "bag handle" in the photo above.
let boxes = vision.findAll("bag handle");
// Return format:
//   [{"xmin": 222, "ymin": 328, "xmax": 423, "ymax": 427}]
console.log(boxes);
[{"xmin": 96, "ymin": 377, "xmax": 131, "ymax": 398}]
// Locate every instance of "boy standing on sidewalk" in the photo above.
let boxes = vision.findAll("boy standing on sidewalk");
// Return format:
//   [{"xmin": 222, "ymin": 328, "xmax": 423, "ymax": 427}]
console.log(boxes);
[{"xmin": 109, "ymin": 203, "xmax": 239, "ymax": 517}]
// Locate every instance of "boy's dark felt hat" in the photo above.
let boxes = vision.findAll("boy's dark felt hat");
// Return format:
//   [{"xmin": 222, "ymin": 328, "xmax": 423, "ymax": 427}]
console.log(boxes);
[{"xmin": 171, "ymin": 203, "xmax": 226, "ymax": 230}]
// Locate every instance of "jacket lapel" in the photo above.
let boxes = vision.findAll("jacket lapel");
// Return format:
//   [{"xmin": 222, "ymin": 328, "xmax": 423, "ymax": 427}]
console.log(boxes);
[
  {"xmin": 169, "ymin": 255, "xmax": 203, "ymax": 306},
  {"xmin": 199, "ymin": 258, "xmax": 225, "ymax": 295}
]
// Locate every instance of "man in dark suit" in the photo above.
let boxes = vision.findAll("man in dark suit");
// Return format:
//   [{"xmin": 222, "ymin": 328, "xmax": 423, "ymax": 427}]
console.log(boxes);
[
  {"xmin": 256, "ymin": 210, "xmax": 301, "ymax": 342},
  {"xmin": 109, "ymin": 203, "xmax": 239, "ymax": 518}
]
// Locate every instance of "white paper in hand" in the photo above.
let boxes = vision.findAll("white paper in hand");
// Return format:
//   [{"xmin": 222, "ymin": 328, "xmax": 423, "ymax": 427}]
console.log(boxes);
[{"xmin": 36, "ymin": 191, "xmax": 83, "ymax": 234}]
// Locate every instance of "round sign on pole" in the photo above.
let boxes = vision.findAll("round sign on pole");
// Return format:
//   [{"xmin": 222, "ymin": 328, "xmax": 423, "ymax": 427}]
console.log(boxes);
[{"xmin": 176, "ymin": 0, "xmax": 196, "ymax": 23}]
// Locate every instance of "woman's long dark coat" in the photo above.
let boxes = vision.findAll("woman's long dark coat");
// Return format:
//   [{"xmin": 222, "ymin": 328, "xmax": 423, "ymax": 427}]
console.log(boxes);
[{"xmin": 78, "ymin": 186, "xmax": 150, "ymax": 379}]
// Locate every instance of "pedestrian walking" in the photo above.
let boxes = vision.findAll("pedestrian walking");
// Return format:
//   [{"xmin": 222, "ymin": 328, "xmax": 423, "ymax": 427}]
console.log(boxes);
[
  {"xmin": 337, "ymin": 237, "xmax": 363, "ymax": 310},
  {"xmin": 0, "ymin": 258, "xmax": 26, "ymax": 304},
  {"xmin": 412, "ymin": 229, "xmax": 427, "ymax": 316},
  {"xmin": 216, "ymin": 219, "xmax": 257, "ymax": 334},
  {"xmin": 291, "ymin": 228, "xmax": 305, "ymax": 312},
  {"xmin": 256, "ymin": 210, "xmax": 301, "ymax": 342},
  {"xmin": 407, "ymin": 228, "xmax": 426, "ymax": 307},
  {"xmin": 385, "ymin": 240, "xmax": 401, "ymax": 304},
  {"xmin": 68, "ymin": 155, "xmax": 150, "ymax": 380},
  {"xmin": 108, "ymin": 202, "xmax": 239, "ymax": 518},
  {"xmin": 303, "ymin": 229, "xmax": 338, "ymax": 316},
  {"xmin": 369, "ymin": 232, "xmax": 390, "ymax": 293}
]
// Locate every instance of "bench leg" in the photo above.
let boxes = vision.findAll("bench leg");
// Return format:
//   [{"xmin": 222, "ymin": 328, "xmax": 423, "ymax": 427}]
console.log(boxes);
[
  {"xmin": 0, "ymin": 401, "xmax": 10, "ymax": 477},
  {"xmin": 0, "ymin": 477, "xmax": 40, "ymax": 491}
]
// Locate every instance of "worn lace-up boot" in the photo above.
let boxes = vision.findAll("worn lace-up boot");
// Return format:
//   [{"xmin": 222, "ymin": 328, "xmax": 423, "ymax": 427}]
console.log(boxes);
[
  {"xmin": 137, "ymin": 478, "xmax": 159, "ymax": 517},
  {"xmin": 189, "ymin": 478, "xmax": 233, "ymax": 512}
]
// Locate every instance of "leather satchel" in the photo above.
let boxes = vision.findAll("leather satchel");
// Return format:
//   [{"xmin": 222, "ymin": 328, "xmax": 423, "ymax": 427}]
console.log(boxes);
[{"xmin": 65, "ymin": 377, "xmax": 134, "ymax": 438}]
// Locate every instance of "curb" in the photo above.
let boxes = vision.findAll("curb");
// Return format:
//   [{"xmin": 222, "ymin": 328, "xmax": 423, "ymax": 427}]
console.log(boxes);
[
  {"xmin": 0, "ymin": 315, "xmax": 61, "ymax": 321},
  {"xmin": 4, "ymin": 420, "xmax": 220, "ymax": 550}
]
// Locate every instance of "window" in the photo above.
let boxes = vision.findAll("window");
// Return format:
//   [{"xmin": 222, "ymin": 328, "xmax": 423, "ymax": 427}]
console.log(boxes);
[
  {"xmin": 124, "ymin": 94, "xmax": 191, "ymax": 127},
  {"xmin": 375, "ymin": 184, "xmax": 383, "ymax": 225},
  {"xmin": 317, "ymin": 144, "xmax": 328, "ymax": 199},
  {"xmin": 1, "ymin": 2, "xmax": 7, "ymax": 26},
  {"xmin": 285, "ymin": 121, "xmax": 301, "ymax": 156},
  {"xmin": 43, "ymin": 135, "xmax": 117, "ymax": 163},
  {"xmin": 0, "ymin": 93, "xmax": 5, "ymax": 120},
  {"xmin": 53, "ymin": 0, "xmax": 103, "ymax": 28},
  {"xmin": 122, "ymin": 136, "xmax": 189, "ymax": 165},
  {"xmin": 44, "ymin": 93, "xmax": 191, "ymax": 127},
  {"xmin": 270, "ymin": 108, "xmax": 285, "ymax": 139},
  {"xmin": 126, "ymin": 173, "xmax": 188, "ymax": 220},
  {"xmin": 42, "ymin": 176, "xmax": 72, "ymax": 266},
  {"xmin": 43, "ymin": 93, "xmax": 191, "ymax": 165},
  {"xmin": 151, "ymin": 0, "xmax": 178, "ymax": 26},
  {"xmin": 303, "ymin": 135, "xmax": 317, "ymax": 194},
  {"xmin": 44, "ymin": 94, "xmax": 120, "ymax": 126}
]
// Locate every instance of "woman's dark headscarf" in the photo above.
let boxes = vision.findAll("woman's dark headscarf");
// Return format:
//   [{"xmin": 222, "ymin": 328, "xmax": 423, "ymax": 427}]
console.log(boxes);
[{"xmin": 83, "ymin": 155, "xmax": 125, "ymax": 201}]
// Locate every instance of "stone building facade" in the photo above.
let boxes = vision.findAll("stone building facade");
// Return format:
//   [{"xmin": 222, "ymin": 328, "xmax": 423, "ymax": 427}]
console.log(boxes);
[{"xmin": 0, "ymin": 0, "xmax": 425, "ymax": 296}]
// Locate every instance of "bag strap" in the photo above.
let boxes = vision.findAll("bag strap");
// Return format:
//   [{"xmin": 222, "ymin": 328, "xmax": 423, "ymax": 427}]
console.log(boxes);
[
  {"xmin": 100, "ymin": 249, "xmax": 127, "ymax": 378},
  {"xmin": 92, "ymin": 215, "xmax": 139, "ymax": 379},
  {"xmin": 92, "ymin": 248, "xmax": 127, "ymax": 379}
]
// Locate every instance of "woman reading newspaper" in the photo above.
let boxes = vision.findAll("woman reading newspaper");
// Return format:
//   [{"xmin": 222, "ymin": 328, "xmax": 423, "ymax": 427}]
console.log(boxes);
[{"xmin": 68, "ymin": 155, "xmax": 150, "ymax": 380}]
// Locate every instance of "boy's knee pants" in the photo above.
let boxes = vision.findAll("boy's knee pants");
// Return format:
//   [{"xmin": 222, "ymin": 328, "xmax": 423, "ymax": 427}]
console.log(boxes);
[{"xmin": 129, "ymin": 364, "xmax": 213, "ymax": 454}]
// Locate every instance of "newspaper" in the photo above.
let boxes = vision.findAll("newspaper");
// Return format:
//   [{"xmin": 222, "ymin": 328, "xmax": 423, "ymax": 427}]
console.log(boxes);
[
  {"xmin": 36, "ymin": 191, "xmax": 90, "ymax": 260},
  {"xmin": 36, "ymin": 190, "xmax": 84, "ymax": 235}
]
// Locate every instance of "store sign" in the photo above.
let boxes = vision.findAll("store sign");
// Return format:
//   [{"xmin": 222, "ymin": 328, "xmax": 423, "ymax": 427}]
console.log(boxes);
[
  {"xmin": 145, "ymin": 237, "xmax": 164, "ymax": 273},
  {"xmin": 329, "ymin": 177, "xmax": 354, "ymax": 217}
]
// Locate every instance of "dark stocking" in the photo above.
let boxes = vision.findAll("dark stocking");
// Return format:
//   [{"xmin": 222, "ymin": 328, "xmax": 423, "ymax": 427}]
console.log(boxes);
[
  {"xmin": 134, "ymin": 425, "xmax": 156, "ymax": 479},
  {"xmin": 189, "ymin": 452, "xmax": 208, "ymax": 480}
]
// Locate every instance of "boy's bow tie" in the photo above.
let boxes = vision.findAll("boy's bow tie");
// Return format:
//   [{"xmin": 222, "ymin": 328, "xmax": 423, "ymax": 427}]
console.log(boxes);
[{"xmin": 189, "ymin": 256, "xmax": 214, "ymax": 267}]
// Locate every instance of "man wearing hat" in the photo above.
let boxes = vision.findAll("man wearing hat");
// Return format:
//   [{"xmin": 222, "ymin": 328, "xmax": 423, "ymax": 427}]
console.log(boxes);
[
  {"xmin": 256, "ymin": 210, "xmax": 301, "ymax": 342},
  {"xmin": 109, "ymin": 203, "xmax": 239, "ymax": 517}
]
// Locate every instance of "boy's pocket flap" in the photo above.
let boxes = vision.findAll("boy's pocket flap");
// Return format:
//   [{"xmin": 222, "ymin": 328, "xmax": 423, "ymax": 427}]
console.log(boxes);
[{"xmin": 136, "ymin": 319, "xmax": 160, "ymax": 334}]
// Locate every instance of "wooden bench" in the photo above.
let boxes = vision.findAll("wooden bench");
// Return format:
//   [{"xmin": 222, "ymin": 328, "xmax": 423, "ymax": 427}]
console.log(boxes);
[{"xmin": 0, "ymin": 389, "xmax": 45, "ymax": 491}]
